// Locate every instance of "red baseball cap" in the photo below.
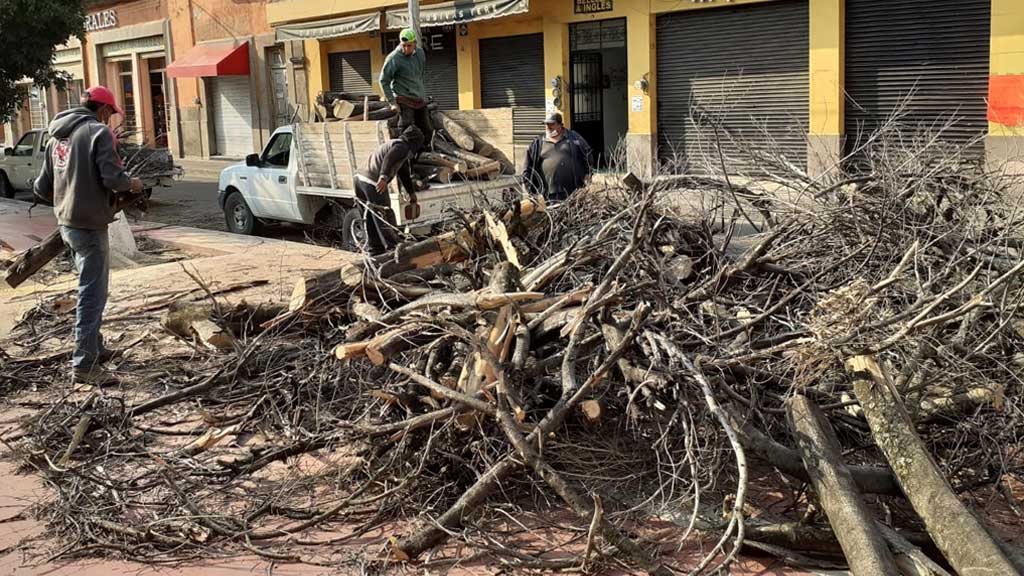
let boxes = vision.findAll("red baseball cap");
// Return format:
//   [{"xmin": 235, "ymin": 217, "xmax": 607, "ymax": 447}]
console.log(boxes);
[{"xmin": 83, "ymin": 85, "xmax": 124, "ymax": 116}]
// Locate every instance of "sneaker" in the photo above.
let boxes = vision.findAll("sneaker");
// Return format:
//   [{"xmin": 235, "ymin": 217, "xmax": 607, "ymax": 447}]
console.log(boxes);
[{"xmin": 72, "ymin": 365, "xmax": 119, "ymax": 386}]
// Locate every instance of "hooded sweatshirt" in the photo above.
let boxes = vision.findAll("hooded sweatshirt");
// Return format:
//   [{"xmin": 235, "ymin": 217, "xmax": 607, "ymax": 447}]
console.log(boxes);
[{"xmin": 34, "ymin": 107, "xmax": 131, "ymax": 230}]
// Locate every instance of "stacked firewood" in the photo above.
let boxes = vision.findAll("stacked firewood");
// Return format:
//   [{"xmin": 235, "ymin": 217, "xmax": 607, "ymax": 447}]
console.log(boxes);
[
  {"xmin": 3, "ymin": 111, "xmax": 1024, "ymax": 575},
  {"xmin": 315, "ymin": 91, "xmax": 394, "ymax": 122}
]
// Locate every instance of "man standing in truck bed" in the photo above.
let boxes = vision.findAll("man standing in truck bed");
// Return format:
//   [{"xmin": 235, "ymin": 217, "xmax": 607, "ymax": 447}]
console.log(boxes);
[{"xmin": 380, "ymin": 28, "xmax": 433, "ymax": 143}]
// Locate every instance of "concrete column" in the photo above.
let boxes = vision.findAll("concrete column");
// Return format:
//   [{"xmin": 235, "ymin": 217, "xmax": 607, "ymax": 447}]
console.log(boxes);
[
  {"xmin": 305, "ymin": 39, "xmax": 323, "ymax": 117},
  {"xmin": 808, "ymin": 0, "xmax": 844, "ymax": 178},
  {"xmin": 543, "ymin": 17, "xmax": 567, "ymax": 119},
  {"xmin": 624, "ymin": 11, "xmax": 655, "ymax": 177},
  {"xmin": 456, "ymin": 26, "xmax": 480, "ymax": 109},
  {"xmin": 987, "ymin": 0, "xmax": 1024, "ymax": 178},
  {"xmin": 130, "ymin": 52, "xmax": 146, "ymax": 143}
]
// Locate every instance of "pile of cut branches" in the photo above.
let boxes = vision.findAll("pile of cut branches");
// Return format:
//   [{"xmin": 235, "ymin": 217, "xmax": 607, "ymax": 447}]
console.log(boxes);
[{"xmin": 2, "ymin": 115, "xmax": 1023, "ymax": 575}]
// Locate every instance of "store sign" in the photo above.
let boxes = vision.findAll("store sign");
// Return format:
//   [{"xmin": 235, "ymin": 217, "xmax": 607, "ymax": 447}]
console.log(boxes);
[
  {"xmin": 575, "ymin": 0, "xmax": 613, "ymax": 14},
  {"xmin": 85, "ymin": 10, "xmax": 118, "ymax": 32}
]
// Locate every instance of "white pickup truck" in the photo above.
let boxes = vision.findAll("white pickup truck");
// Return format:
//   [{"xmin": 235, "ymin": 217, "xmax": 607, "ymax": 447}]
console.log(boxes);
[
  {"xmin": 0, "ymin": 129, "xmax": 50, "ymax": 198},
  {"xmin": 217, "ymin": 111, "xmax": 520, "ymax": 249}
]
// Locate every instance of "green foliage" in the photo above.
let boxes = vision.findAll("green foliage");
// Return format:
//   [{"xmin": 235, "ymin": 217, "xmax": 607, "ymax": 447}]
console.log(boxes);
[{"xmin": 0, "ymin": 0, "xmax": 86, "ymax": 123}]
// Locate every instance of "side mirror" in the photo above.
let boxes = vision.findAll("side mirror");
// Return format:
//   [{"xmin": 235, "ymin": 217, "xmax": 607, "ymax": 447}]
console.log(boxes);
[
  {"xmin": 3, "ymin": 148, "xmax": 12, "ymax": 157},
  {"xmin": 245, "ymin": 153, "xmax": 261, "ymax": 167}
]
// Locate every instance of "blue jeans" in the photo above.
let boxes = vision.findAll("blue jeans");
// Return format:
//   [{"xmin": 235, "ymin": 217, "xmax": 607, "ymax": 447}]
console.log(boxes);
[{"xmin": 59, "ymin": 226, "xmax": 109, "ymax": 370}]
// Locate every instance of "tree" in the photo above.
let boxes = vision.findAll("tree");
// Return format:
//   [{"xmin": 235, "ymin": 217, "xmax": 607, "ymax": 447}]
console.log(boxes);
[{"xmin": 0, "ymin": 0, "xmax": 86, "ymax": 123}]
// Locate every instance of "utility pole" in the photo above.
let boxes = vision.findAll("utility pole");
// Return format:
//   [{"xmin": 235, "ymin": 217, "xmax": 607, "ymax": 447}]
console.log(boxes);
[{"xmin": 407, "ymin": 0, "xmax": 421, "ymax": 50}]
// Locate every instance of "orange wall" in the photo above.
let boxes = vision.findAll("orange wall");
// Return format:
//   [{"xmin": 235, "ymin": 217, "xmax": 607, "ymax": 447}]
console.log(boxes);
[{"xmin": 191, "ymin": 0, "xmax": 272, "ymax": 43}]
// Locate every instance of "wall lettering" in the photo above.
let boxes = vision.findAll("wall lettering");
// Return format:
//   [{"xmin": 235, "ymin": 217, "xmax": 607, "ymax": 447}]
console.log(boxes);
[{"xmin": 85, "ymin": 10, "xmax": 118, "ymax": 32}]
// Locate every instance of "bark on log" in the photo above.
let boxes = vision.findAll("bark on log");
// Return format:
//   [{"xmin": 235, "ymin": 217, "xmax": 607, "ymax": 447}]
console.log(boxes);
[
  {"xmin": 846, "ymin": 355, "xmax": 1017, "ymax": 576},
  {"xmin": 332, "ymin": 100, "xmax": 355, "ymax": 121},
  {"xmin": 4, "ymin": 228, "xmax": 65, "ymax": 288},
  {"xmin": 417, "ymin": 152, "xmax": 467, "ymax": 173},
  {"xmin": 433, "ymin": 139, "xmax": 493, "ymax": 168},
  {"xmin": 723, "ymin": 405, "xmax": 902, "ymax": 496},
  {"xmin": 366, "ymin": 322, "xmax": 442, "ymax": 366},
  {"xmin": 430, "ymin": 111, "xmax": 475, "ymax": 151},
  {"xmin": 463, "ymin": 161, "xmax": 501, "ymax": 180},
  {"xmin": 289, "ymin": 265, "xmax": 363, "ymax": 312},
  {"xmin": 787, "ymin": 395, "xmax": 899, "ymax": 575}
]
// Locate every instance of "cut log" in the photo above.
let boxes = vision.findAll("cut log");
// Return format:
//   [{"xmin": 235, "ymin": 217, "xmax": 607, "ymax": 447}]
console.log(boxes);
[
  {"xmin": 289, "ymin": 264, "xmax": 364, "ymax": 312},
  {"xmin": 190, "ymin": 319, "xmax": 236, "ymax": 350},
  {"xmin": 917, "ymin": 384, "xmax": 1005, "ymax": 423},
  {"xmin": 418, "ymin": 152, "xmax": 467, "ymax": 173},
  {"xmin": 4, "ymin": 228, "xmax": 65, "ymax": 288},
  {"xmin": 433, "ymin": 139, "xmax": 493, "ymax": 168},
  {"xmin": 580, "ymin": 400, "xmax": 602, "ymax": 423},
  {"xmin": 787, "ymin": 394, "xmax": 899, "ymax": 575},
  {"xmin": 846, "ymin": 355, "xmax": 1017, "ymax": 576},
  {"xmin": 344, "ymin": 108, "xmax": 396, "ymax": 121},
  {"xmin": 334, "ymin": 341, "xmax": 369, "ymax": 361},
  {"xmin": 335, "ymin": 92, "xmax": 380, "ymax": 102},
  {"xmin": 366, "ymin": 323, "xmax": 442, "ymax": 365},
  {"xmin": 463, "ymin": 160, "xmax": 501, "ymax": 179},
  {"xmin": 431, "ymin": 111, "xmax": 475, "ymax": 151},
  {"xmin": 332, "ymin": 99, "xmax": 356, "ymax": 120}
]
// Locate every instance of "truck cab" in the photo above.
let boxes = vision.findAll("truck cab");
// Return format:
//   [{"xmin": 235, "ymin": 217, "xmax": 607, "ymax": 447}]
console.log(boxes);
[
  {"xmin": 0, "ymin": 130, "xmax": 49, "ymax": 198},
  {"xmin": 219, "ymin": 123, "xmax": 519, "ymax": 249}
]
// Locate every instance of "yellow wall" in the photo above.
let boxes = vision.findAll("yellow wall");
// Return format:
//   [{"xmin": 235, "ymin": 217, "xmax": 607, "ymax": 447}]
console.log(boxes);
[
  {"xmin": 989, "ymin": 0, "xmax": 1024, "ymax": 136},
  {"xmin": 809, "ymin": 0, "xmax": 843, "ymax": 136}
]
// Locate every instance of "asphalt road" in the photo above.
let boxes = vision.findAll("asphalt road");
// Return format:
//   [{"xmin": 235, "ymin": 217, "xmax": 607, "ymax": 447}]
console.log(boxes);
[{"xmin": 11, "ymin": 179, "xmax": 317, "ymax": 243}]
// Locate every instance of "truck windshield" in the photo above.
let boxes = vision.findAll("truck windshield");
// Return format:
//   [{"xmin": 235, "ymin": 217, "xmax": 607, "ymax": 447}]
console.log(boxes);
[{"xmin": 13, "ymin": 132, "xmax": 37, "ymax": 157}]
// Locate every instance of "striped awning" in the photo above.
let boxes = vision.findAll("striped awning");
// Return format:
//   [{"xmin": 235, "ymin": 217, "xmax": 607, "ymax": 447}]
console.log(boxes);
[
  {"xmin": 275, "ymin": 11, "xmax": 381, "ymax": 42},
  {"xmin": 386, "ymin": 0, "xmax": 529, "ymax": 29}
]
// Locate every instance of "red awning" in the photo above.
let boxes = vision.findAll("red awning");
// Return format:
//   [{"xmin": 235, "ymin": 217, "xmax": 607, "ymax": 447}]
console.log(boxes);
[{"xmin": 166, "ymin": 41, "xmax": 250, "ymax": 78}]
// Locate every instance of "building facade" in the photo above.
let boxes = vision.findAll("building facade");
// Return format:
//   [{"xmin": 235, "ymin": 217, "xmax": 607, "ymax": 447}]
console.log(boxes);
[
  {"xmin": 265, "ymin": 0, "xmax": 1024, "ymax": 175},
  {"xmin": 5, "ymin": 0, "xmax": 1024, "ymax": 173}
]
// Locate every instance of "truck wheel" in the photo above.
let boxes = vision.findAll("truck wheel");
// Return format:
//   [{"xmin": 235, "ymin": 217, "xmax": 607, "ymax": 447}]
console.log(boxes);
[
  {"xmin": 0, "ymin": 173, "xmax": 13, "ymax": 199},
  {"xmin": 341, "ymin": 207, "xmax": 366, "ymax": 252},
  {"xmin": 224, "ymin": 191, "xmax": 262, "ymax": 235}
]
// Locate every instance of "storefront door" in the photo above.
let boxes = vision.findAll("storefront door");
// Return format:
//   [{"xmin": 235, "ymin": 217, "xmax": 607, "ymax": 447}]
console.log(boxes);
[{"xmin": 569, "ymin": 19, "xmax": 627, "ymax": 168}]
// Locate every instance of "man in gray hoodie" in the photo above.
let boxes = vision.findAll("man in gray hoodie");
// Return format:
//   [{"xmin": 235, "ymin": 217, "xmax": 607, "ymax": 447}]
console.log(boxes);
[{"xmin": 34, "ymin": 86, "xmax": 143, "ymax": 384}]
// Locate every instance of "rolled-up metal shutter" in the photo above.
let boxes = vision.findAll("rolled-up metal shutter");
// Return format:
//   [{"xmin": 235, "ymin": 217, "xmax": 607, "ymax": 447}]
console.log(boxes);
[
  {"xmin": 480, "ymin": 33, "xmax": 545, "ymax": 164},
  {"xmin": 424, "ymin": 28, "xmax": 458, "ymax": 110},
  {"xmin": 211, "ymin": 76, "xmax": 254, "ymax": 158},
  {"xmin": 844, "ymin": 0, "xmax": 990, "ymax": 156},
  {"xmin": 655, "ymin": 0, "xmax": 809, "ymax": 171},
  {"xmin": 328, "ymin": 50, "xmax": 372, "ymax": 94}
]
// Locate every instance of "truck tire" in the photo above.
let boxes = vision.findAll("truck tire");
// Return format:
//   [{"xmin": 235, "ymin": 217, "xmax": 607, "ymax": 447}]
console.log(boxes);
[
  {"xmin": 0, "ymin": 172, "xmax": 13, "ymax": 199},
  {"xmin": 223, "ymin": 191, "xmax": 262, "ymax": 235},
  {"xmin": 341, "ymin": 207, "xmax": 366, "ymax": 252}
]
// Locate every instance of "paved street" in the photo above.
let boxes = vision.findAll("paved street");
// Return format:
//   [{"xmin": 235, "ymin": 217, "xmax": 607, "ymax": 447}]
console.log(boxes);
[{"xmin": 11, "ymin": 179, "xmax": 318, "ymax": 243}]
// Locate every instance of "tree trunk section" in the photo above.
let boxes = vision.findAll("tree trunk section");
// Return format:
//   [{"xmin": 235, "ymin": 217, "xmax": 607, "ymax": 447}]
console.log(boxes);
[
  {"xmin": 846, "ymin": 355, "xmax": 1017, "ymax": 576},
  {"xmin": 5, "ymin": 228, "xmax": 65, "ymax": 288},
  {"xmin": 787, "ymin": 394, "xmax": 899, "ymax": 575}
]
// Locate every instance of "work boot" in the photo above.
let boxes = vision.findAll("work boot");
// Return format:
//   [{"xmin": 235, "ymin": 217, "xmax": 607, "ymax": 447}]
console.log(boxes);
[
  {"xmin": 98, "ymin": 347, "xmax": 123, "ymax": 364},
  {"xmin": 72, "ymin": 365, "xmax": 119, "ymax": 386}
]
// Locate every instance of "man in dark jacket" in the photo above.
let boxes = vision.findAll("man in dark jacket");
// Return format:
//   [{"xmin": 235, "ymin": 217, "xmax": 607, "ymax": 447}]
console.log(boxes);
[
  {"xmin": 34, "ymin": 86, "xmax": 143, "ymax": 384},
  {"xmin": 380, "ymin": 28, "xmax": 433, "ymax": 142},
  {"xmin": 521, "ymin": 112, "xmax": 592, "ymax": 201},
  {"xmin": 353, "ymin": 125, "xmax": 425, "ymax": 254}
]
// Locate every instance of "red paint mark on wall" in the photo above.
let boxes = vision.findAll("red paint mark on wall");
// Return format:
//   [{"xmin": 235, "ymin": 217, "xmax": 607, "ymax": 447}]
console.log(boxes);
[{"xmin": 989, "ymin": 75, "xmax": 1024, "ymax": 126}]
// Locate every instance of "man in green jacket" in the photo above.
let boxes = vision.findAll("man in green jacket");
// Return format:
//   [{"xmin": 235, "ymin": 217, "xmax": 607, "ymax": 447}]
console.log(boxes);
[{"xmin": 380, "ymin": 28, "xmax": 433, "ymax": 143}]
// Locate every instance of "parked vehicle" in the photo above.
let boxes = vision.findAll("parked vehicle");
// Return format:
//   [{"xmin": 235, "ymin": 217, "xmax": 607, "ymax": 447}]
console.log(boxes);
[
  {"xmin": 218, "ymin": 122, "xmax": 519, "ymax": 249},
  {"xmin": 0, "ymin": 130, "xmax": 49, "ymax": 198}
]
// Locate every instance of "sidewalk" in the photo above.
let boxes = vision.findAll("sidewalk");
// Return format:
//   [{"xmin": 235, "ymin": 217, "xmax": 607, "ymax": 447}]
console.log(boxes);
[{"xmin": 0, "ymin": 197, "xmax": 354, "ymax": 339}]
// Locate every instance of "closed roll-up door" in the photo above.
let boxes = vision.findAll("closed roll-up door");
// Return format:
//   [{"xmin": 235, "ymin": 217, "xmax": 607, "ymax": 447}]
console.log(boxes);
[
  {"xmin": 328, "ymin": 51, "xmax": 372, "ymax": 95},
  {"xmin": 424, "ymin": 29, "xmax": 458, "ymax": 109},
  {"xmin": 480, "ymin": 33, "xmax": 545, "ymax": 165},
  {"xmin": 656, "ymin": 0, "xmax": 809, "ymax": 170},
  {"xmin": 211, "ymin": 76, "xmax": 254, "ymax": 158},
  {"xmin": 845, "ymin": 0, "xmax": 990, "ymax": 156}
]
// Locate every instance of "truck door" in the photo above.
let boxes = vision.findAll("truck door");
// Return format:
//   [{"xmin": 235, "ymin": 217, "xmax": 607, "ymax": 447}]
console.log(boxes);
[
  {"xmin": 248, "ymin": 132, "xmax": 299, "ymax": 220},
  {"xmin": 9, "ymin": 131, "xmax": 39, "ymax": 189}
]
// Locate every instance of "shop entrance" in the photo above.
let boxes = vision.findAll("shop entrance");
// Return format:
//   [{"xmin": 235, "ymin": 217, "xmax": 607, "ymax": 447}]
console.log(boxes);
[
  {"xmin": 569, "ymin": 18, "xmax": 628, "ymax": 168},
  {"xmin": 147, "ymin": 57, "xmax": 168, "ymax": 148}
]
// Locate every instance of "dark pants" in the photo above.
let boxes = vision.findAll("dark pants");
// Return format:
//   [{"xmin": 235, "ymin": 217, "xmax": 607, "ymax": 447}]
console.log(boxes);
[
  {"xmin": 354, "ymin": 178, "xmax": 395, "ymax": 254},
  {"xmin": 397, "ymin": 103, "xmax": 433, "ymax": 143}
]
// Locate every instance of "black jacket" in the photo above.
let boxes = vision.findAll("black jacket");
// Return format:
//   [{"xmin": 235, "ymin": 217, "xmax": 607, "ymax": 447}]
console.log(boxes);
[
  {"xmin": 360, "ymin": 138, "xmax": 416, "ymax": 194},
  {"xmin": 521, "ymin": 129, "xmax": 592, "ymax": 200}
]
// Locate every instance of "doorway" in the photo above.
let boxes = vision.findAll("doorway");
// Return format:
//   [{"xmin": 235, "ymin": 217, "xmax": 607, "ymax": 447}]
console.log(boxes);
[
  {"xmin": 147, "ymin": 57, "xmax": 168, "ymax": 148},
  {"xmin": 569, "ymin": 18, "xmax": 628, "ymax": 168}
]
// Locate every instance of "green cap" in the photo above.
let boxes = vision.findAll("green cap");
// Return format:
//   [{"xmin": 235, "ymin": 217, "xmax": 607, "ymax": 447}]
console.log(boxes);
[{"xmin": 400, "ymin": 28, "xmax": 417, "ymax": 43}]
